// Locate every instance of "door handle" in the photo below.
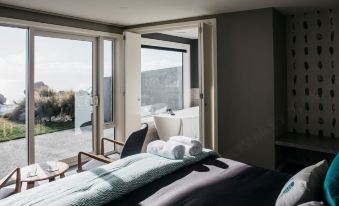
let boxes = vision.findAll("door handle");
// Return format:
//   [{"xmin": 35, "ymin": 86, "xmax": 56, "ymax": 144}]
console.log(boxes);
[{"xmin": 90, "ymin": 95, "xmax": 99, "ymax": 107}]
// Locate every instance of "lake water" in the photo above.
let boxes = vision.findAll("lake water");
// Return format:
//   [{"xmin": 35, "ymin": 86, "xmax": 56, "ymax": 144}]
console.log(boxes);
[{"xmin": 0, "ymin": 104, "xmax": 17, "ymax": 116}]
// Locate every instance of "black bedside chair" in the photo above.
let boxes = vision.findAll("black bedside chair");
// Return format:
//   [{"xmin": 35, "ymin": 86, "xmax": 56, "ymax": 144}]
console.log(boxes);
[{"xmin": 77, "ymin": 123, "xmax": 148, "ymax": 172}]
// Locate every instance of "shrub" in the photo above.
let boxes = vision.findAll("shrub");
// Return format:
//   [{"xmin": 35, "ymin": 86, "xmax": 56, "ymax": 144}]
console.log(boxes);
[
  {"xmin": 6, "ymin": 87, "xmax": 75, "ymax": 122},
  {"xmin": 57, "ymin": 91, "xmax": 75, "ymax": 118}
]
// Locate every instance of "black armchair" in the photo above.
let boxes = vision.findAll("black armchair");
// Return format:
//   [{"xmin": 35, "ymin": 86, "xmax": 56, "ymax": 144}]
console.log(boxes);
[{"xmin": 77, "ymin": 123, "xmax": 148, "ymax": 172}]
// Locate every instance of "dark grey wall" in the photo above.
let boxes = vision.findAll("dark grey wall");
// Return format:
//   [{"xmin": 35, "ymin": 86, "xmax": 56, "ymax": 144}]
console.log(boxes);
[
  {"xmin": 0, "ymin": 4, "xmax": 123, "ymax": 34},
  {"xmin": 190, "ymin": 40, "xmax": 199, "ymax": 88},
  {"xmin": 273, "ymin": 10, "xmax": 288, "ymax": 139},
  {"xmin": 217, "ymin": 8, "xmax": 286, "ymax": 169},
  {"xmin": 142, "ymin": 33, "xmax": 199, "ymax": 88}
]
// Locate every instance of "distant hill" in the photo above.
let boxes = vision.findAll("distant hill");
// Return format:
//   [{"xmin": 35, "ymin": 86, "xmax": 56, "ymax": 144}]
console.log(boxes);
[{"xmin": 0, "ymin": 104, "xmax": 16, "ymax": 116}]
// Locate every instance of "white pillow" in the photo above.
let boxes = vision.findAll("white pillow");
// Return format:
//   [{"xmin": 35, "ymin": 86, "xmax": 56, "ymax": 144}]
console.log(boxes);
[
  {"xmin": 298, "ymin": 201, "xmax": 324, "ymax": 206},
  {"xmin": 275, "ymin": 160, "xmax": 328, "ymax": 206}
]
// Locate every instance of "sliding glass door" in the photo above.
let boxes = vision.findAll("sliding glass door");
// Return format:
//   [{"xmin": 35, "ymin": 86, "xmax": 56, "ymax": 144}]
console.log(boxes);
[
  {"xmin": 0, "ymin": 24, "xmax": 116, "ymax": 173},
  {"xmin": 33, "ymin": 32, "xmax": 96, "ymax": 163},
  {"xmin": 0, "ymin": 25, "xmax": 28, "ymax": 177}
]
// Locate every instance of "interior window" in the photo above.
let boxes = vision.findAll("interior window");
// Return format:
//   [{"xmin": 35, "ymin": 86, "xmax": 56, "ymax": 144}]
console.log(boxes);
[{"xmin": 141, "ymin": 47, "xmax": 183, "ymax": 117}]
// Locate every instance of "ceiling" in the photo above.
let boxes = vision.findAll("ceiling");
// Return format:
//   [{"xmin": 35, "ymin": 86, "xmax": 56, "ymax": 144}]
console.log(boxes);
[
  {"xmin": 160, "ymin": 28, "xmax": 199, "ymax": 39},
  {"xmin": 0, "ymin": 0, "xmax": 338, "ymax": 26}
]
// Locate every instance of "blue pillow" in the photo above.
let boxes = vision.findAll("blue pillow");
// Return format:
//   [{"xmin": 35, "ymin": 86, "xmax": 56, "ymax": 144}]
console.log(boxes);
[{"xmin": 324, "ymin": 154, "xmax": 339, "ymax": 206}]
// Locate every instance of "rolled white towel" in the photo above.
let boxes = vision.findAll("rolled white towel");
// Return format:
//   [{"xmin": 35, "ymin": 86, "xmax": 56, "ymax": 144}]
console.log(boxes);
[
  {"xmin": 147, "ymin": 140, "xmax": 185, "ymax": 160},
  {"xmin": 161, "ymin": 141, "xmax": 185, "ymax": 160},
  {"xmin": 169, "ymin": 136, "xmax": 202, "ymax": 156},
  {"xmin": 147, "ymin": 140, "xmax": 166, "ymax": 154}
]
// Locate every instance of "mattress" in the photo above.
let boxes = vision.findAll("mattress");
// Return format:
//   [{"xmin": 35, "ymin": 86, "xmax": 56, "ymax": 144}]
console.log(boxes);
[{"xmin": 108, "ymin": 157, "xmax": 290, "ymax": 206}]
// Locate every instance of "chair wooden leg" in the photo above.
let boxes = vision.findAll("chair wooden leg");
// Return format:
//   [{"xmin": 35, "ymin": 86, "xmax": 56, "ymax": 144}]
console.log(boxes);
[
  {"xmin": 15, "ymin": 168, "xmax": 21, "ymax": 193},
  {"xmin": 15, "ymin": 182, "xmax": 22, "ymax": 193},
  {"xmin": 100, "ymin": 138, "xmax": 104, "ymax": 155},
  {"xmin": 77, "ymin": 152, "xmax": 84, "ymax": 173}
]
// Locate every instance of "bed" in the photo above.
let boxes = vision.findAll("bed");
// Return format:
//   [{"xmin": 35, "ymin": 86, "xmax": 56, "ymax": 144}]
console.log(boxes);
[
  {"xmin": 0, "ymin": 151, "xmax": 290, "ymax": 206},
  {"xmin": 109, "ymin": 156, "xmax": 290, "ymax": 206}
]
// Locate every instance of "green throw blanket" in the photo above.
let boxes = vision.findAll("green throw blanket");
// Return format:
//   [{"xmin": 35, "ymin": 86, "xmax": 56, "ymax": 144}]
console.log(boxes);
[{"xmin": 0, "ymin": 149, "xmax": 217, "ymax": 206}]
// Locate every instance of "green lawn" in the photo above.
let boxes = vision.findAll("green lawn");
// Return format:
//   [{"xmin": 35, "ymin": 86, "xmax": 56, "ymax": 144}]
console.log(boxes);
[{"xmin": 0, "ymin": 118, "xmax": 75, "ymax": 142}]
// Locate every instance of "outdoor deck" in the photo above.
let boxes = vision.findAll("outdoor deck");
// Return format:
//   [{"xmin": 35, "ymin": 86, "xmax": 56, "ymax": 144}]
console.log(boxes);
[{"xmin": 0, "ymin": 127, "xmax": 93, "ymax": 177}]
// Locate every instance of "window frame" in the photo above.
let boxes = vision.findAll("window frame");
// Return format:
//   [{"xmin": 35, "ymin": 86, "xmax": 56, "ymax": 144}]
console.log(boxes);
[
  {"xmin": 0, "ymin": 17, "xmax": 122, "ymax": 165},
  {"xmin": 101, "ymin": 38, "xmax": 116, "ymax": 155},
  {"xmin": 31, "ymin": 30, "xmax": 98, "ymax": 164}
]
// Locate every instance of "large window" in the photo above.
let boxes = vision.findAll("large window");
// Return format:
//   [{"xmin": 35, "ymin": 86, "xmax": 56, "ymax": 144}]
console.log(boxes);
[
  {"xmin": 0, "ymin": 25, "xmax": 27, "ymax": 177},
  {"xmin": 0, "ymin": 22, "xmax": 117, "ymax": 176},
  {"xmin": 141, "ymin": 47, "xmax": 184, "ymax": 117}
]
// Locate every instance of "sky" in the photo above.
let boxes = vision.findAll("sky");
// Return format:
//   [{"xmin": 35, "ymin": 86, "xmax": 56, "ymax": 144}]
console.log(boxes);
[
  {"xmin": 0, "ymin": 26, "xmax": 104, "ymax": 104},
  {"xmin": 0, "ymin": 25, "xmax": 182, "ymax": 104},
  {"xmin": 0, "ymin": 26, "xmax": 27, "ymax": 103},
  {"xmin": 35, "ymin": 36, "xmax": 93, "ymax": 93}
]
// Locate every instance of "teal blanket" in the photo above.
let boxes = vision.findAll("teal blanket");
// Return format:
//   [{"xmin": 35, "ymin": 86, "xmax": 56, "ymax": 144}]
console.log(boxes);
[{"xmin": 0, "ymin": 150, "xmax": 217, "ymax": 206}]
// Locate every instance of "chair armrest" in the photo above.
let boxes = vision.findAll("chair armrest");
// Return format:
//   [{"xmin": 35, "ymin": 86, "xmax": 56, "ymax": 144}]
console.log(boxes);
[
  {"xmin": 0, "ymin": 168, "xmax": 21, "ymax": 193},
  {"xmin": 100, "ymin": 138, "xmax": 125, "ymax": 155},
  {"xmin": 77, "ymin": 152, "xmax": 112, "ymax": 173}
]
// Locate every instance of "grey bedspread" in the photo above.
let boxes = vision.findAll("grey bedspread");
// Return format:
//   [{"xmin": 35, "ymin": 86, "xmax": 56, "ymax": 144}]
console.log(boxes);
[
  {"xmin": 0, "ymin": 150, "xmax": 217, "ymax": 206},
  {"xmin": 109, "ymin": 157, "xmax": 290, "ymax": 206}
]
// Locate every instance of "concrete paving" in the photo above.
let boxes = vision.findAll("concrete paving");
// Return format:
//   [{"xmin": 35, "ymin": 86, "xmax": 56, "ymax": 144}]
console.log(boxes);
[{"xmin": 0, "ymin": 127, "xmax": 93, "ymax": 178}]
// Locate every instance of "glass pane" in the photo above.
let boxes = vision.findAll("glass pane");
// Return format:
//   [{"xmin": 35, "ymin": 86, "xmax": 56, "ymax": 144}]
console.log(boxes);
[
  {"xmin": 103, "ymin": 40, "xmax": 113, "ymax": 123},
  {"xmin": 34, "ymin": 36, "xmax": 93, "ymax": 163},
  {"xmin": 103, "ymin": 40, "xmax": 115, "ymax": 154},
  {"xmin": 141, "ymin": 48, "xmax": 183, "ymax": 117},
  {"xmin": 103, "ymin": 128, "xmax": 115, "ymax": 152},
  {"xmin": 0, "ymin": 26, "xmax": 27, "ymax": 177}
]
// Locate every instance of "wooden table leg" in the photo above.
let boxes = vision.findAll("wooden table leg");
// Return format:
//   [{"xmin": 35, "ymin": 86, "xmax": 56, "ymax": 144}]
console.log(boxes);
[
  {"xmin": 60, "ymin": 173, "xmax": 65, "ymax": 178},
  {"xmin": 27, "ymin": 182, "xmax": 34, "ymax": 189}
]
